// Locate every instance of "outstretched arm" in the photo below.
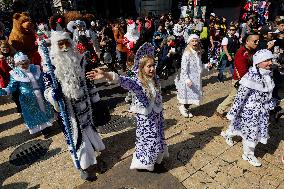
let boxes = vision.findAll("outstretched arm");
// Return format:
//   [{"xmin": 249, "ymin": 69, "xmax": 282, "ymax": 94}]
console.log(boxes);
[
  {"xmin": 86, "ymin": 69, "xmax": 149, "ymax": 106},
  {"xmin": 0, "ymin": 76, "xmax": 18, "ymax": 96}
]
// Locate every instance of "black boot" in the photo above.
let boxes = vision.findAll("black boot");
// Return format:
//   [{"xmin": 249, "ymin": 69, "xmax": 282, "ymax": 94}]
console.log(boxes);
[
  {"xmin": 41, "ymin": 127, "xmax": 52, "ymax": 139},
  {"xmin": 80, "ymin": 168, "xmax": 97, "ymax": 181},
  {"xmin": 217, "ymin": 73, "xmax": 224, "ymax": 82}
]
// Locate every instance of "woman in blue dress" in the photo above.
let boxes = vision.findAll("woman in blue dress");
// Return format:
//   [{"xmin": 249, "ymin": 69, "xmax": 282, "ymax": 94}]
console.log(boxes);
[
  {"xmin": 0, "ymin": 52, "xmax": 55, "ymax": 134},
  {"xmin": 86, "ymin": 43, "xmax": 169, "ymax": 171}
]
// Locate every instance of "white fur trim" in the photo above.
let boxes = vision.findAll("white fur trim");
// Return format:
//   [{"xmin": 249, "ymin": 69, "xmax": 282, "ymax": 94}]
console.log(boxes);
[
  {"xmin": 177, "ymin": 96, "xmax": 201, "ymax": 106},
  {"xmin": 239, "ymin": 70, "xmax": 274, "ymax": 92},
  {"xmin": 187, "ymin": 34, "xmax": 200, "ymax": 44},
  {"xmin": 44, "ymin": 88, "xmax": 60, "ymax": 112},
  {"xmin": 14, "ymin": 54, "xmax": 28, "ymax": 64},
  {"xmin": 253, "ymin": 49, "xmax": 274, "ymax": 65},
  {"xmin": 50, "ymin": 31, "xmax": 71, "ymax": 44},
  {"xmin": 28, "ymin": 117, "xmax": 56, "ymax": 134}
]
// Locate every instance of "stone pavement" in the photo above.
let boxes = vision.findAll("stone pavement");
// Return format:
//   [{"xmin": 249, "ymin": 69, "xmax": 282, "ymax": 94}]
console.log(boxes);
[{"xmin": 1, "ymin": 72, "xmax": 284, "ymax": 189}]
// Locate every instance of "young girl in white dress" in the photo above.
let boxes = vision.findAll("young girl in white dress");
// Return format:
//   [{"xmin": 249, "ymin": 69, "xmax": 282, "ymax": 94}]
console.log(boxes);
[
  {"xmin": 175, "ymin": 34, "xmax": 211, "ymax": 117},
  {"xmin": 86, "ymin": 43, "xmax": 169, "ymax": 171}
]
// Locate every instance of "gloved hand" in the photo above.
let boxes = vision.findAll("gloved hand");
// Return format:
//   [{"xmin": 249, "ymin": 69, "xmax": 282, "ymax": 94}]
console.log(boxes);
[
  {"xmin": 0, "ymin": 89, "xmax": 7, "ymax": 96},
  {"xmin": 52, "ymin": 88, "xmax": 63, "ymax": 101}
]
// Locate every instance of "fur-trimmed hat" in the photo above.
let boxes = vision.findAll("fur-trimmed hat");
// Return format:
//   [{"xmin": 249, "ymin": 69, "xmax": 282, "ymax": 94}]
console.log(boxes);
[
  {"xmin": 14, "ymin": 52, "xmax": 29, "ymax": 64},
  {"xmin": 253, "ymin": 49, "xmax": 274, "ymax": 65},
  {"xmin": 187, "ymin": 34, "xmax": 199, "ymax": 44}
]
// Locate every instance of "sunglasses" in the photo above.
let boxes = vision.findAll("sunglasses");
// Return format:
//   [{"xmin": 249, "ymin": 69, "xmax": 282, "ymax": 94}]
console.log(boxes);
[
  {"xmin": 229, "ymin": 28, "xmax": 236, "ymax": 31},
  {"xmin": 253, "ymin": 40, "xmax": 259, "ymax": 44}
]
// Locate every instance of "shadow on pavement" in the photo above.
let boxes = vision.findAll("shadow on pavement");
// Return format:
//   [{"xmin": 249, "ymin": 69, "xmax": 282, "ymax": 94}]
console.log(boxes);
[
  {"xmin": 166, "ymin": 127, "xmax": 222, "ymax": 170},
  {"xmin": 0, "ymin": 138, "xmax": 61, "ymax": 186},
  {"xmin": 1, "ymin": 182, "xmax": 40, "ymax": 189},
  {"xmin": 255, "ymin": 117, "xmax": 284, "ymax": 158},
  {"xmin": 191, "ymin": 96, "xmax": 227, "ymax": 117},
  {"xmin": 0, "ymin": 116, "xmax": 24, "ymax": 133},
  {"xmin": 202, "ymin": 74, "xmax": 232, "ymax": 87}
]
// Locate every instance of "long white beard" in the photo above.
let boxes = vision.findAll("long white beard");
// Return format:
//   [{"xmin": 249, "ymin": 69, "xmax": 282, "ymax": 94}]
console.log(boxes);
[{"xmin": 51, "ymin": 50, "xmax": 84, "ymax": 99}]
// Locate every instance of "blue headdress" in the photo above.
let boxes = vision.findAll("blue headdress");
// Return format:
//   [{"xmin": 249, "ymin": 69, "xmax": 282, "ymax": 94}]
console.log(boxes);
[{"xmin": 133, "ymin": 42, "xmax": 155, "ymax": 73}]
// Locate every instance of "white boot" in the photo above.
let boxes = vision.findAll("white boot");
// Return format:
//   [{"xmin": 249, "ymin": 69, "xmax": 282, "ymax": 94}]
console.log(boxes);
[
  {"xmin": 242, "ymin": 141, "xmax": 261, "ymax": 167},
  {"xmin": 179, "ymin": 105, "xmax": 189, "ymax": 117},
  {"xmin": 187, "ymin": 111, "xmax": 194, "ymax": 118},
  {"xmin": 221, "ymin": 131, "xmax": 234, "ymax": 146}
]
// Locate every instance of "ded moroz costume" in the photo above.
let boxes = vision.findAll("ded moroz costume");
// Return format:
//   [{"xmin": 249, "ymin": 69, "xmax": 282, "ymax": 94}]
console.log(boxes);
[{"xmin": 41, "ymin": 31, "xmax": 105, "ymax": 180}]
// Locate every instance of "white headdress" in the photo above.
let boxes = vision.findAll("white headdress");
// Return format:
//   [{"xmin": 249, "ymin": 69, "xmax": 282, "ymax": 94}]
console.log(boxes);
[
  {"xmin": 253, "ymin": 49, "xmax": 274, "ymax": 65},
  {"xmin": 187, "ymin": 34, "xmax": 199, "ymax": 44},
  {"xmin": 14, "ymin": 52, "xmax": 29, "ymax": 65}
]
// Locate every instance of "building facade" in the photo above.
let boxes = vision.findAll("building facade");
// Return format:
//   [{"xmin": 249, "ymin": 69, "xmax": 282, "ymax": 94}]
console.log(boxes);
[{"xmin": 135, "ymin": 0, "xmax": 172, "ymax": 16}]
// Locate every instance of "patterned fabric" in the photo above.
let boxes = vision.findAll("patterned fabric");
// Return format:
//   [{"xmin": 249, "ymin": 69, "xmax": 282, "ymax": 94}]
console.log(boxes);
[
  {"xmin": 209, "ymin": 41, "xmax": 221, "ymax": 65},
  {"xmin": 0, "ymin": 64, "xmax": 54, "ymax": 133},
  {"xmin": 133, "ymin": 42, "xmax": 155, "ymax": 73},
  {"xmin": 226, "ymin": 67, "xmax": 276, "ymax": 147},
  {"xmin": 175, "ymin": 49, "xmax": 204, "ymax": 105},
  {"xmin": 43, "ymin": 58, "xmax": 105, "ymax": 169},
  {"xmin": 117, "ymin": 75, "xmax": 168, "ymax": 170}
]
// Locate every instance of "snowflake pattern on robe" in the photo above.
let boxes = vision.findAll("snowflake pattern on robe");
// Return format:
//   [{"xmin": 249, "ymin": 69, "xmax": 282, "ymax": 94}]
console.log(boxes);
[
  {"xmin": 226, "ymin": 67, "xmax": 276, "ymax": 147},
  {"xmin": 175, "ymin": 49, "xmax": 204, "ymax": 105},
  {"xmin": 117, "ymin": 75, "xmax": 168, "ymax": 169}
]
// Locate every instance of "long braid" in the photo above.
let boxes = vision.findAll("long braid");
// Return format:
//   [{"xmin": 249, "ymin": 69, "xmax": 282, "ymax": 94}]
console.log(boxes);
[{"xmin": 256, "ymin": 66, "xmax": 265, "ymax": 88}]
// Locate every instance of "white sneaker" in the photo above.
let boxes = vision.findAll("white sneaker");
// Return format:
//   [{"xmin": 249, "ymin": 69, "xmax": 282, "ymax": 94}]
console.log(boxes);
[
  {"xmin": 125, "ymin": 96, "xmax": 131, "ymax": 103},
  {"xmin": 221, "ymin": 131, "xmax": 234, "ymax": 146},
  {"xmin": 179, "ymin": 105, "xmax": 189, "ymax": 117},
  {"xmin": 187, "ymin": 111, "xmax": 194, "ymax": 118},
  {"xmin": 242, "ymin": 154, "xmax": 262, "ymax": 167}
]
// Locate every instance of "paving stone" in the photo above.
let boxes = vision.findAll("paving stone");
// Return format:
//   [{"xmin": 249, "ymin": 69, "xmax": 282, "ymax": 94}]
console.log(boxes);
[
  {"xmin": 185, "ymin": 150, "xmax": 214, "ymax": 171},
  {"xmin": 236, "ymin": 158, "xmax": 268, "ymax": 176},
  {"xmin": 228, "ymin": 164, "xmax": 246, "ymax": 178},
  {"xmin": 182, "ymin": 171, "xmax": 225, "ymax": 189},
  {"xmin": 213, "ymin": 171, "xmax": 235, "ymax": 188},
  {"xmin": 219, "ymin": 147, "xmax": 242, "ymax": 164},
  {"xmin": 169, "ymin": 165, "xmax": 191, "ymax": 182},
  {"xmin": 202, "ymin": 138, "xmax": 230, "ymax": 157},
  {"xmin": 258, "ymin": 164, "xmax": 284, "ymax": 187},
  {"xmin": 201, "ymin": 158, "xmax": 234, "ymax": 179},
  {"xmin": 276, "ymin": 180, "xmax": 284, "ymax": 189},
  {"xmin": 228, "ymin": 175, "xmax": 263, "ymax": 189}
]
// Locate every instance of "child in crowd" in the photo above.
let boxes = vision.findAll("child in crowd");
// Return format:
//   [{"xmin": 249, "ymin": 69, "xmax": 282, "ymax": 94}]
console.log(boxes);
[
  {"xmin": 221, "ymin": 49, "xmax": 276, "ymax": 167},
  {"xmin": 0, "ymin": 40, "xmax": 22, "ymax": 113},
  {"xmin": 175, "ymin": 34, "xmax": 211, "ymax": 118},
  {"xmin": 86, "ymin": 43, "xmax": 169, "ymax": 171},
  {"xmin": 0, "ymin": 52, "xmax": 55, "ymax": 135}
]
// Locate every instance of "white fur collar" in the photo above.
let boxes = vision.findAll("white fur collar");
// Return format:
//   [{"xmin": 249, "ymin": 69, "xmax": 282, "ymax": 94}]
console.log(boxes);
[
  {"xmin": 10, "ymin": 65, "xmax": 41, "ymax": 82},
  {"xmin": 239, "ymin": 66, "xmax": 274, "ymax": 92}
]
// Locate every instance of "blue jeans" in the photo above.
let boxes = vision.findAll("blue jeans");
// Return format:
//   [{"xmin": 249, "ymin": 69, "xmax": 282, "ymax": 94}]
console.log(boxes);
[
  {"xmin": 116, "ymin": 50, "xmax": 127, "ymax": 71},
  {"xmin": 219, "ymin": 59, "xmax": 234, "ymax": 78}
]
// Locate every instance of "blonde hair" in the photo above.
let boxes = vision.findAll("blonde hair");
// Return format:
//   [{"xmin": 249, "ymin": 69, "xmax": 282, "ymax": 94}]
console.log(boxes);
[
  {"xmin": 184, "ymin": 38, "xmax": 202, "ymax": 56},
  {"xmin": 137, "ymin": 55, "xmax": 160, "ymax": 99}
]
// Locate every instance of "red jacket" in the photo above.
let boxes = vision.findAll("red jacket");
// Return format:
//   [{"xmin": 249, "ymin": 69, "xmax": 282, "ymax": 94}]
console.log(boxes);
[
  {"xmin": 233, "ymin": 46, "xmax": 254, "ymax": 80},
  {"xmin": 0, "ymin": 57, "xmax": 12, "ymax": 88}
]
